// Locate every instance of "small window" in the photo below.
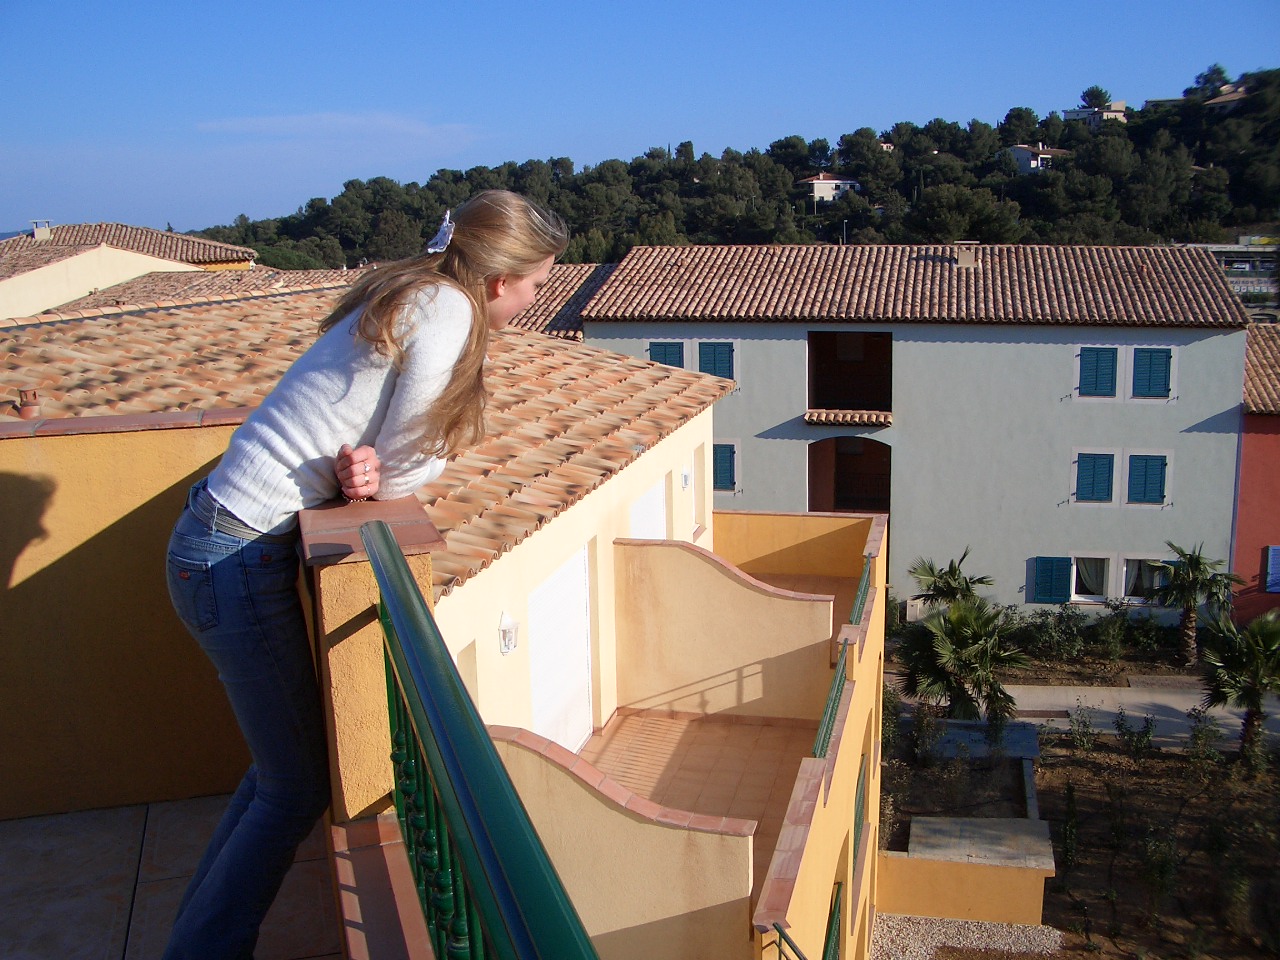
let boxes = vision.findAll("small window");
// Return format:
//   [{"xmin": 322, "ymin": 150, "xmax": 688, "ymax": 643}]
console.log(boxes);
[
  {"xmin": 1079, "ymin": 347, "xmax": 1117, "ymax": 397},
  {"xmin": 699, "ymin": 342, "xmax": 735, "ymax": 380},
  {"xmin": 1123, "ymin": 559, "xmax": 1166, "ymax": 600},
  {"xmin": 1127, "ymin": 455, "xmax": 1167, "ymax": 504},
  {"xmin": 1132, "ymin": 348, "xmax": 1171, "ymax": 398},
  {"xmin": 649, "ymin": 342, "xmax": 684, "ymax": 367},
  {"xmin": 712, "ymin": 443, "xmax": 736, "ymax": 491},
  {"xmin": 1268, "ymin": 546, "xmax": 1280, "ymax": 594},
  {"xmin": 1073, "ymin": 557, "xmax": 1109, "ymax": 601},
  {"xmin": 1076, "ymin": 453, "xmax": 1114, "ymax": 502},
  {"xmin": 1032, "ymin": 556, "xmax": 1071, "ymax": 603}
]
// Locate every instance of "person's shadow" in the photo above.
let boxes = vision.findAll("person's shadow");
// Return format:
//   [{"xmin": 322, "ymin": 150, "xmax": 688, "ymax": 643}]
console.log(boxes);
[{"xmin": 0, "ymin": 472, "xmax": 55, "ymax": 591}]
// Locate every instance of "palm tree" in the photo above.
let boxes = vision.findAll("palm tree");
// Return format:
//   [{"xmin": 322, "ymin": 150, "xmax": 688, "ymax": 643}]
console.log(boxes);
[
  {"xmin": 1200, "ymin": 611, "xmax": 1280, "ymax": 764},
  {"xmin": 907, "ymin": 547, "xmax": 994, "ymax": 608},
  {"xmin": 1152, "ymin": 542, "xmax": 1244, "ymax": 664},
  {"xmin": 897, "ymin": 598, "xmax": 1026, "ymax": 722}
]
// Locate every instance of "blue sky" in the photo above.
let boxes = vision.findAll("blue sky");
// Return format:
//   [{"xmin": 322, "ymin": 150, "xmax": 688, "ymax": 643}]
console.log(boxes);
[{"xmin": 3, "ymin": 1, "xmax": 1276, "ymax": 233}]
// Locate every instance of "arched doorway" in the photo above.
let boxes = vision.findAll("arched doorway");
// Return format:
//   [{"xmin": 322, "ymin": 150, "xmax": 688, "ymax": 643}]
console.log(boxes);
[{"xmin": 809, "ymin": 436, "xmax": 891, "ymax": 513}]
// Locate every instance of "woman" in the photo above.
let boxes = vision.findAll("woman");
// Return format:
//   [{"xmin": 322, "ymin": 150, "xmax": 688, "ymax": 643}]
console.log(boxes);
[{"xmin": 164, "ymin": 190, "xmax": 568, "ymax": 959}]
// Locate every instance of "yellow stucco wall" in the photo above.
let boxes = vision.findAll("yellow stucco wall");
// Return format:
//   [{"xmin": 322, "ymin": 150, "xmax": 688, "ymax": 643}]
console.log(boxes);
[
  {"xmin": 429, "ymin": 412, "xmax": 715, "ymax": 734},
  {"xmin": 712, "ymin": 512, "xmax": 873, "ymax": 580},
  {"xmin": 614, "ymin": 540, "xmax": 835, "ymax": 719},
  {"xmin": 0, "ymin": 246, "xmax": 200, "ymax": 321},
  {"xmin": 874, "ymin": 852, "xmax": 1053, "ymax": 925},
  {"xmin": 495, "ymin": 740, "xmax": 754, "ymax": 960},
  {"xmin": 0, "ymin": 425, "xmax": 247, "ymax": 819}
]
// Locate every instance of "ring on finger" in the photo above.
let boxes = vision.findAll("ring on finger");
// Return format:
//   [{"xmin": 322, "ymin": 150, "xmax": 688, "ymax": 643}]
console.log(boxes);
[{"xmin": 364, "ymin": 463, "xmax": 370, "ymax": 474}]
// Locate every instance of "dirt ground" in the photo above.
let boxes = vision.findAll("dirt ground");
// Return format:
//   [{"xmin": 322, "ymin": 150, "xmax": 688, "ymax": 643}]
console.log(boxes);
[
  {"xmin": 998, "ymin": 651, "xmax": 1195, "ymax": 687},
  {"xmin": 1034, "ymin": 732, "xmax": 1279, "ymax": 959}
]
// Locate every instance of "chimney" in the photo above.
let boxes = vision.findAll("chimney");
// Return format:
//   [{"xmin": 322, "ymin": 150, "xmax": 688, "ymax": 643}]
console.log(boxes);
[
  {"xmin": 17, "ymin": 389, "xmax": 41, "ymax": 420},
  {"xmin": 954, "ymin": 240, "xmax": 978, "ymax": 268},
  {"xmin": 31, "ymin": 220, "xmax": 52, "ymax": 242}
]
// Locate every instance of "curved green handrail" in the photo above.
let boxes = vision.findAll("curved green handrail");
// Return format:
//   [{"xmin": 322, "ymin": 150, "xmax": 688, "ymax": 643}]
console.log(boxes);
[{"xmin": 361, "ymin": 520, "xmax": 599, "ymax": 960}]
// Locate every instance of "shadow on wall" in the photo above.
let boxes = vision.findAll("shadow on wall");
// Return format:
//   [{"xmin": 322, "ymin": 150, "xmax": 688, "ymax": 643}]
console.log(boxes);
[
  {"xmin": 0, "ymin": 465, "xmax": 248, "ymax": 819},
  {"xmin": 0, "ymin": 472, "xmax": 54, "ymax": 592}
]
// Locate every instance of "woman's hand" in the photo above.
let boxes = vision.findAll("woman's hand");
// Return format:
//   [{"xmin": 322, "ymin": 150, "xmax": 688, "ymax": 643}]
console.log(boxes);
[{"xmin": 336, "ymin": 444, "xmax": 381, "ymax": 500}]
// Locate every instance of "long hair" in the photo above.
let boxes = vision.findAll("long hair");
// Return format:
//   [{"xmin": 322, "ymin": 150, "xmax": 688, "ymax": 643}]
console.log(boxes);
[{"xmin": 320, "ymin": 191, "xmax": 568, "ymax": 456}]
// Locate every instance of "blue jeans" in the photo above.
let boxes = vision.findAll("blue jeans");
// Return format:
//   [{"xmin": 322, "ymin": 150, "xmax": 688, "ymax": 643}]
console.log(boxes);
[{"xmin": 163, "ymin": 481, "xmax": 330, "ymax": 960}]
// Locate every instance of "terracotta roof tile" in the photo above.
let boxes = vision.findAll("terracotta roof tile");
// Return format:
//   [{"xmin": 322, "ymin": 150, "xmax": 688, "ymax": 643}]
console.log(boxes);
[
  {"xmin": 0, "ymin": 288, "xmax": 733, "ymax": 599},
  {"xmin": 803, "ymin": 410, "xmax": 892, "ymax": 426},
  {"xmin": 509, "ymin": 263, "xmax": 615, "ymax": 339},
  {"xmin": 0, "ymin": 223, "xmax": 256, "ymax": 268},
  {"xmin": 1244, "ymin": 324, "xmax": 1280, "ymax": 415},
  {"xmin": 581, "ymin": 244, "xmax": 1248, "ymax": 327},
  {"xmin": 51, "ymin": 267, "xmax": 368, "ymax": 313}
]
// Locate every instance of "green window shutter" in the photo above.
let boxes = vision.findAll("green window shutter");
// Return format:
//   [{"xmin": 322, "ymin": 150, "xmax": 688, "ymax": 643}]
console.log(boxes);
[
  {"xmin": 1076, "ymin": 453, "xmax": 1114, "ymax": 502},
  {"xmin": 1127, "ymin": 455, "xmax": 1167, "ymax": 504},
  {"xmin": 649, "ymin": 342, "xmax": 684, "ymax": 367},
  {"xmin": 1079, "ymin": 347, "xmax": 1117, "ymax": 397},
  {"xmin": 712, "ymin": 444, "xmax": 736, "ymax": 490},
  {"xmin": 1133, "ymin": 348, "xmax": 1172, "ymax": 398},
  {"xmin": 1267, "ymin": 546, "xmax": 1280, "ymax": 593},
  {"xmin": 1033, "ymin": 557, "xmax": 1071, "ymax": 603},
  {"xmin": 699, "ymin": 342, "xmax": 734, "ymax": 379}
]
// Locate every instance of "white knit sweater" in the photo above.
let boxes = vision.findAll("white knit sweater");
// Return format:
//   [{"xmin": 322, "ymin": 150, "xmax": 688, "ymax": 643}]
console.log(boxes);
[{"xmin": 208, "ymin": 284, "xmax": 474, "ymax": 534}]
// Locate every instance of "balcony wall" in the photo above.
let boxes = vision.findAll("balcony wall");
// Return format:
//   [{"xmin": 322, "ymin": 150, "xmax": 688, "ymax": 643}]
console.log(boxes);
[
  {"xmin": 614, "ymin": 539, "xmax": 835, "ymax": 720},
  {"xmin": 0, "ymin": 418, "xmax": 247, "ymax": 819}
]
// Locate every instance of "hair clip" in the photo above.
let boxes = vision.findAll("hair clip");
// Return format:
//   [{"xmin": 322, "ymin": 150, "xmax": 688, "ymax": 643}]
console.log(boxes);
[{"xmin": 425, "ymin": 211, "xmax": 454, "ymax": 254}]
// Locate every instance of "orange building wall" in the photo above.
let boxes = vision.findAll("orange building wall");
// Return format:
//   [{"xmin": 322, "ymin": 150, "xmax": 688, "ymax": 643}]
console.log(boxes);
[{"xmin": 1234, "ymin": 414, "xmax": 1280, "ymax": 622}]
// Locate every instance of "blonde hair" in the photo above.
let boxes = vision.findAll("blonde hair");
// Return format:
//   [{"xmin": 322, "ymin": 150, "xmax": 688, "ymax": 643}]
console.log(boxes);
[{"xmin": 320, "ymin": 190, "xmax": 568, "ymax": 456}]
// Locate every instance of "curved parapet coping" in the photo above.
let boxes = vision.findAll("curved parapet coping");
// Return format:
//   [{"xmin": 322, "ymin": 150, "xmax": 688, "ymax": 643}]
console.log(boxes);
[
  {"xmin": 614, "ymin": 538, "xmax": 836, "ymax": 605},
  {"xmin": 489, "ymin": 725, "xmax": 756, "ymax": 837}
]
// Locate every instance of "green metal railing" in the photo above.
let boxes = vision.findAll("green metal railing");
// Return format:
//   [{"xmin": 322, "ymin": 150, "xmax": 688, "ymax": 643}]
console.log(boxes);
[
  {"xmin": 362, "ymin": 520, "xmax": 600, "ymax": 960},
  {"xmin": 769, "ymin": 882, "xmax": 842, "ymax": 960},
  {"xmin": 814, "ymin": 557, "xmax": 872, "ymax": 758}
]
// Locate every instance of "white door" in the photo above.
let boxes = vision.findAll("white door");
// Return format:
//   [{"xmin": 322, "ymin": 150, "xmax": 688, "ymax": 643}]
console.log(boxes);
[
  {"xmin": 528, "ymin": 547, "xmax": 593, "ymax": 752},
  {"xmin": 629, "ymin": 477, "xmax": 667, "ymax": 539}
]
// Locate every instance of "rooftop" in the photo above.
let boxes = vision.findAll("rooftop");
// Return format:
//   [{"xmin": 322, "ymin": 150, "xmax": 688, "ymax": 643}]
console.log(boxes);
[
  {"xmin": 507, "ymin": 262, "xmax": 614, "ymax": 339},
  {"xmin": 1245, "ymin": 323, "xmax": 1280, "ymax": 415},
  {"xmin": 0, "ymin": 287, "xmax": 733, "ymax": 600},
  {"xmin": 0, "ymin": 223, "xmax": 257, "ymax": 270},
  {"xmin": 580, "ymin": 244, "xmax": 1248, "ymax": 327},
  {"xmin": 50, "ymin": 267, "xmax": 369, "ymax": 313}
]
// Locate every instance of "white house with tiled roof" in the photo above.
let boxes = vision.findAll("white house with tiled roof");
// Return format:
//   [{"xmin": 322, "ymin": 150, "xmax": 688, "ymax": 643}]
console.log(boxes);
[
  {"xmin": 798, "ymin": 172, "xmax": 860, "ymax": 203},
  {"xmin": 1005, "ymin": 143, "xmax": 1072, "ymax": 174},
  {"xmin": 581, "ymin": 243, "xmax": 1250, "ymax": 610},
  {"xmin": 0, "ymin": 222, "xmax": 258, "ymax": 320}
]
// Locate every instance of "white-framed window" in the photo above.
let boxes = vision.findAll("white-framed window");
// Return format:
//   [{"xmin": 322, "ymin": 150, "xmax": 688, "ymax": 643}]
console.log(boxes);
[
  {"xmin": 712, "ymin": 441, "xmax": 739, "ymax": 493},
  {"xmin": 698, "ymin": 340, "xmax": 736, "ymax": 381},
  {"xmin": 1072, "ymin": 557, "xmax": 1109, "ymax": 602},
  {"xmin": 1121, "ymin": 558, "xmax": 1169, "ymax": 602},
  {"xmin": 1122, "ymin": 449, "xmax": 1173, "ymax": 507},
  {"xmin": 1072, "ymin": 447, "xmax": 1119, "ymax": 505}
]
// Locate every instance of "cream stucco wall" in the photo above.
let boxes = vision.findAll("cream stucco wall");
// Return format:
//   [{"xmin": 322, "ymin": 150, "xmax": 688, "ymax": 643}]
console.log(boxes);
[
  {"xmin": 0, "ymin": 424, "xmax": 246, "ymax": 818},
  {"xmin": 0, "ymin": 246, "xmax": 200, "ymax": 320},
  {"xmin": 429, "ymin": 411, "xmax": 715, "ymax": 734},
  {"xmin": 495, "ymin": 739, "xmax": 754, "ymax": 960},
  {"xmin": 614, "ymin": 540, "xmax": 835, "ymax": 719},
  {"xmin": 874, "ymin": 853, "xmax": 1053, "ymax": 925},
  {"xmin": 714, "ymin": 511, "xmax": 873, "ymax": 580}
]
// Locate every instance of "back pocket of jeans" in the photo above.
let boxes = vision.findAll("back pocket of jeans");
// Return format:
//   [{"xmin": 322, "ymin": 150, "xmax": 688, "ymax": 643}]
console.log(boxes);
[{"xmin": 167, "ymin": 553, "xmax": 219, "ymax": 632}]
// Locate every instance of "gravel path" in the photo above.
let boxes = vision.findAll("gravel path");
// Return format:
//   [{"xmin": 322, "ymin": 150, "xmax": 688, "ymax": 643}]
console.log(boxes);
[{"xmin": 872, "ymin": 913, "xmax": 1063, "ymax": 959}]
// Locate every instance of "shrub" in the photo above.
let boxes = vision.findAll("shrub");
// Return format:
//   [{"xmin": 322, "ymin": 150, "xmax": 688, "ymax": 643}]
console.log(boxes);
[
  {"xmin": 1070, "ymin": 697, "xmax": 1097, "ymax": 753},
  {"xmin": 1114, "ymin": 706, "xmax": 1157, "ymax": 760},
  {"xmin": 1017, "ymin": 605, "xmax": 1088, "ymax": 661}
]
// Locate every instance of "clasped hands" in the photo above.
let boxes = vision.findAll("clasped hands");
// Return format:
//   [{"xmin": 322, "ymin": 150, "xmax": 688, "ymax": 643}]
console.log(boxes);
[{"xmin": 336, "ymin": 443, "xmax": 381, "ymax": 500}]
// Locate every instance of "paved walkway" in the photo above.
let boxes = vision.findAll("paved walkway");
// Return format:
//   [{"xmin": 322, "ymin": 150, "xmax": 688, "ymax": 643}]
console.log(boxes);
[{"xmin": 1007, "ymin": 677, "xmax": 1280, "ymax": 748}]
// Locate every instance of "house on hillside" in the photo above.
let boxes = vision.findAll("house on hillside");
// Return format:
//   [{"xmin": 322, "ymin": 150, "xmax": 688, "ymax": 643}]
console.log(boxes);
[
  {"xmin": 580, "ymin": 243, "xmax": 1249, "ymax": 612},
  {"xmin": 1234, "ymin": 323, "xmax": 1280, "ymax": 621},
  {"xmin": 2, "ymin": 282, "xmax": 976, "ymax": 960},
  {"xmin": 1005, "ymin": 143, "xmax": 1072, "ymax": 175},
  {"xmin": 0, "ymin": 222, "xmax": 257, "ymax": 320},
  {"xmin": 1062, "ymin": 100, "xmax": 1128, "ymax": 130},
  {"xmin": 798, "ymin": 173, "xmax": 860, "ymax": 204}
]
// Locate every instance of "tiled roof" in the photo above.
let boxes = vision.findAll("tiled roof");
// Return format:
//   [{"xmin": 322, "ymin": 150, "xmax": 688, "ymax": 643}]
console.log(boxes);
[
  {"xmin": 1244, "ymin": 323, "xmax": 1280, "ymax": 415},
  {"xmin": 0, "ymin": 244, "xmax": 99, "ymax": 280},
  {"xmin": 803, "ymin": 410, "xmax": 892, "ymax": 426},
  {"xmin": 50, "ymin": 267, "xmax": 367, "ymax": 313},
  {"xmin": 581, "ymin": 244, "xmax": 1248, "ymax": 327},
  {"xmin": 0, "ymin": 289, "xmax": 734, "ymax": 598},
  {"xmin": 0, "ymin": 224, "xmax": 256, "ymax": 267},
  {"xmin": 508, "ymin": 263, "xmax": 615, "ymax": 340}
]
